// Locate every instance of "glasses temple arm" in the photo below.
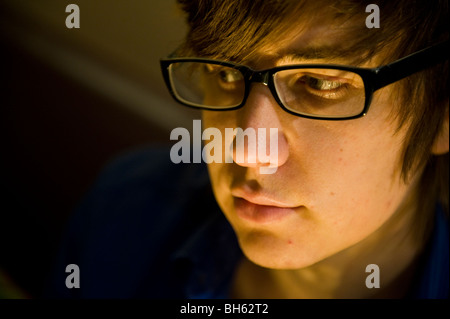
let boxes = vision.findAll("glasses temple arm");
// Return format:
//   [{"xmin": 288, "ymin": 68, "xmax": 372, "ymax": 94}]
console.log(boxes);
[{"xmin": 372, "ymin": 40, "xmax": 449, "ymax": 91}]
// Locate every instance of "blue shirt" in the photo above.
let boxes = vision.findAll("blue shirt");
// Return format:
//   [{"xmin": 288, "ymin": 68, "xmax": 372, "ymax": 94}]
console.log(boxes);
[{"xmin": 43, "ymin": 147, "xmax": 449, "ymax": 299}]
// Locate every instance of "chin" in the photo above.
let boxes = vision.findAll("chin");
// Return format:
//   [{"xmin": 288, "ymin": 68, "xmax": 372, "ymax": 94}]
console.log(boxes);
[{"xmin": 236, "ymin": 229, "xmax": 322, "ymax": 270}]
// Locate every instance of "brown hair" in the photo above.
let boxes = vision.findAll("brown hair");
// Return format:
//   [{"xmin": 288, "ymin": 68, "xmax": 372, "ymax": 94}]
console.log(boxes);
[{"xmin": 176, "ymin": 0, "xmax": 449, "ymax": 241}]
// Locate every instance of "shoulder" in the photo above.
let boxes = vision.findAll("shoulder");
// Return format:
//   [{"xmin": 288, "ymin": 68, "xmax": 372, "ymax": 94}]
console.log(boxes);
[
  {"xmin": 411, "ymin": 204, "xmax": 449, "ymax": 299},
  {"xmin": 44, "ymin": 146, "xmax": 217, "ymax": 298},
  {"xmin": 87, "ymin": 146, "xmax": 210, "ymax": 205},
  {"xmin": 76, "ymin": 146, "xmax": 211, "ymax": 224}
]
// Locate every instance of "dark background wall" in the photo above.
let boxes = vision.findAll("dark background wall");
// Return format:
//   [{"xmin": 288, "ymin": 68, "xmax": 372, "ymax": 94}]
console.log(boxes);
[{"xmin": 0, "ymin": 0, "xmax": 200, "ymax": 298}]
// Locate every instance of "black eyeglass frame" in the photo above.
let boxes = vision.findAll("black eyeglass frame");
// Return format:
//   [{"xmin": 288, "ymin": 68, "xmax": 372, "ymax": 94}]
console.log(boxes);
[{"xmin": 160, "ymin": 40, "xmax": 448, "ymax": 120}]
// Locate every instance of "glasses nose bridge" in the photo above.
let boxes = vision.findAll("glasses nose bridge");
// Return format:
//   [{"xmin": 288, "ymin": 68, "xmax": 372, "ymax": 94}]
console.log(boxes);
[{"xmin": 249, "ymin": 70, "xmax": 270, "ymax": 86}]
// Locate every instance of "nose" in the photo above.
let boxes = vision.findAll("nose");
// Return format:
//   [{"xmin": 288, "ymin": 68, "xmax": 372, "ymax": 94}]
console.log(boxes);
[{"xmin": 231, "ymin": 84, "xmax": 289, "ymax": 173}]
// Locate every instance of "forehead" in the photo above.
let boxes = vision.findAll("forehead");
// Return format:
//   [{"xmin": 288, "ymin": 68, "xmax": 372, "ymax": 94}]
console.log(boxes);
[{"xmin": 244, "ymin": 8, "xmax": 377, "ymax": 67}]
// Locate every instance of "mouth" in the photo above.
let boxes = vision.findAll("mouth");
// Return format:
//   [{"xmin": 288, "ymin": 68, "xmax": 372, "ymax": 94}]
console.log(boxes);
[
  {"xmin": 233, "ymin": 197, "xmax": 299, "ymax": 224},
  {"xmin": 231, "ymin": 189, "xmax": 300, "ymax": 224}
]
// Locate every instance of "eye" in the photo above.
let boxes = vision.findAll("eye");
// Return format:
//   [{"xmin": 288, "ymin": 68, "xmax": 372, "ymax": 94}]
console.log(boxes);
[
  {"xmin": 204, "ymin": 64, "xmax": 243, "ymax": 82},
  {"xmin": 218, "ymin": 69, "xmax": 243, "ymax": 83},
  {"xmin": 203, "ymin": 64, "xmax": 244, "ymax": 91},
  {"xmin": 294, "ymin": 74, "xmax": 352, "ymax": 100},
  {"xmin": 301, "ymin": 75, "xmax": 345, "ymax": 91},
  {"xmin": 211, "ymin": 68, "xmax": 243, "ymax": 91}
]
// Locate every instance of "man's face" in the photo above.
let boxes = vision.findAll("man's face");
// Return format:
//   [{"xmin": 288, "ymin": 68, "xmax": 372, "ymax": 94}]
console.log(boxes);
[{"xmin": 202, "ymin": 15, "xmax": 416, "ymax": 269}]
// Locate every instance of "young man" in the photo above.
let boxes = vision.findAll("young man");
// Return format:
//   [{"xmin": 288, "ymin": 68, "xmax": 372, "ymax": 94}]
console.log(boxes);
[{"xmin": 46, "ymin": 0, "xmax": 448, "ymax": 298}]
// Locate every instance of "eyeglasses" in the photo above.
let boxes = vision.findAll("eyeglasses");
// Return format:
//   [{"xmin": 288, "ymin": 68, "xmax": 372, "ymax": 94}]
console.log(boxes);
[{"xmin": 160, "ymin": 40, "xmax": 448, "ymax": 120}]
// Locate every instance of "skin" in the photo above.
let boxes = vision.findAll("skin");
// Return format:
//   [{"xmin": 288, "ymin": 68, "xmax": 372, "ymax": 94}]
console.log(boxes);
[{"xmin": 201, "ymin": 15, "xmax": 447, "ymax": 298}]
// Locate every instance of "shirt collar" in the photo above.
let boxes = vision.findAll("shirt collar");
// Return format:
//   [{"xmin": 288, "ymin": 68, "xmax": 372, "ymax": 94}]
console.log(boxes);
[{"xmin": 410, "ymin": 203, "xmax": 449, "ymax": 298}]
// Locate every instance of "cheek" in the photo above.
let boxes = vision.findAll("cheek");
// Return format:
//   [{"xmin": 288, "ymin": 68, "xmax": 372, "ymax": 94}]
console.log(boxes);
[
  {"xmin": 307, "ymin": 131, "xmax": 403, "ymax": 216},
  {"xmin": 202, "ymin": 110, "xmax": 238, "ymax": 129},
  {"xmin": 205, "ymin": 158, "xmax": 235, "ymax": 223},
  {"xmin": 285, "ymin": 118, "xmax": 407, "ymax": 233},
  {"xmin": 202, "ymin": 110, "xmax": 234, "ymax": 194}
]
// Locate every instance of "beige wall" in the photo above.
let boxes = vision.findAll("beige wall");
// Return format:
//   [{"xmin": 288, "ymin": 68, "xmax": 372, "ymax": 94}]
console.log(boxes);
[{"xmin": 1, "ymin": 0, "xmax": 198, "ymax": 130}]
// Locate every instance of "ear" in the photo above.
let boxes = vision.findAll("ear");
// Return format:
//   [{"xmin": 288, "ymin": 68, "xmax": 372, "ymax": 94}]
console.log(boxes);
[{"xmin": 431, "ymin": 105, "xmax": 449, "ymax": 155}]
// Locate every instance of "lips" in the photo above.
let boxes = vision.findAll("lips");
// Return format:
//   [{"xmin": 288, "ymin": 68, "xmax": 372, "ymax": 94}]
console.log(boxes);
[{"xmin": 231, "ymin": 188, "xmax": 300, "ymax": 224}]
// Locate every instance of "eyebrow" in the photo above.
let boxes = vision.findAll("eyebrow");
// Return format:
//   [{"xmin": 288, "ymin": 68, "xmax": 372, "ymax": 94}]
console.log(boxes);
[{"xmin": 282, "ymin": 45, "xmax": 366, "ymax": 63}]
